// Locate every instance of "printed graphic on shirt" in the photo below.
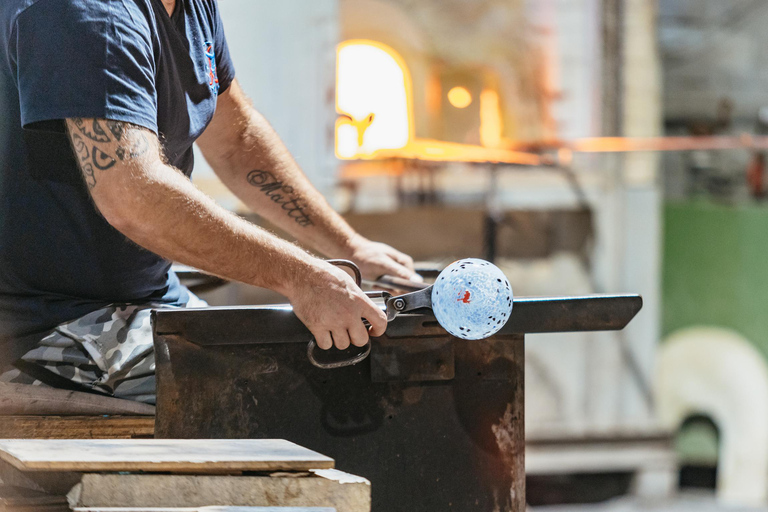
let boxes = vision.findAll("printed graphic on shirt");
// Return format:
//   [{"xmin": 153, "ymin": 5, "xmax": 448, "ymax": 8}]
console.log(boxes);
[{"xmin": 204, "ymin": 41, "xmax": 219, "ymax": 94}]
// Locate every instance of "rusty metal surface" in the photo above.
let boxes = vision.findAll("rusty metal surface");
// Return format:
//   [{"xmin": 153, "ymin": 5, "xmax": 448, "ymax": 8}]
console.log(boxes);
[
  {"xmin": 152, "ymin": 293, "xmax": 641, "ymax": 347},
  {"xmin": 153, "ymin": 294, "xmax": 639, "ymax": 512},
  {"xmin": 155, "ymin": 331, "xmax": 525, "ymax": 512},
  {"xmin": 370, "ymin": 337, "xmax": 454, "ymax": 382}
]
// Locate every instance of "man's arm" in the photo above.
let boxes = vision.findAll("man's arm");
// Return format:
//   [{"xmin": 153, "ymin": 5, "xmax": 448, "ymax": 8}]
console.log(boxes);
[
  {"xmin": 65, "ymin": 118, "xmax": 387, "ymax": 350},
  {"xmin": 196, "ymin": 80, "xmax": 418, "ymax": 281}
]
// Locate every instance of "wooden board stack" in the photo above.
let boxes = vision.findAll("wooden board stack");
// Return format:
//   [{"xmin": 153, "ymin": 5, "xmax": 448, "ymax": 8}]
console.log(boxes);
[{"xmin": 0, "ymin": 440, "xmax": 369, "ymax": 512}]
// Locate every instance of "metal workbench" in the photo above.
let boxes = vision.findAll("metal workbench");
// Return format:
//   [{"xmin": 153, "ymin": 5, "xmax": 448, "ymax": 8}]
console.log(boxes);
[{"xmin": 152, "ymin": 294, "xmax": 641, "ymax": 512}]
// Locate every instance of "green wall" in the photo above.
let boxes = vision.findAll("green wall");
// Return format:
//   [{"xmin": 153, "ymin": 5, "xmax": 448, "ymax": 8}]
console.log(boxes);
[{"xmin": 663, "ymin": 200, "xmax": 768, "ymax": 360}]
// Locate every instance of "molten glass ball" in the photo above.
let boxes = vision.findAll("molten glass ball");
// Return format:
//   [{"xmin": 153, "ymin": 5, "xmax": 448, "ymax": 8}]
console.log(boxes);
[{"xmin": 431, "ymin": 258, "xmax": 513, "ymax": 340}]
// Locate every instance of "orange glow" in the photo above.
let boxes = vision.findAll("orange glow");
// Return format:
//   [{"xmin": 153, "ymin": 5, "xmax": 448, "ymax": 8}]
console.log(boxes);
[
  {"xmin": 336, "ymin": 40, "xmax": 540, "ymax": 166},
  {"xmin": 557, "ymin": 147, "xmax": 573, "ymax": 166},
  {"xmin": 566, "ymin": 136, "xmax": 757, "ymax": 152},
  {"xmin": 351, "ymin": 138, "xmax": 542, "ymax": 165},
  {"xmin": 426, "ymin": 71, "xmax": 443, "ymax": 118},
  {"xmin": 508, "ymin": 136, "xmax": 768, "ymax": 153},
  {"xmin": 480, "ymin": 89, "xmax": 503, "ymax": 148},
  {"xmin": 447, "ymin": 86, "xmax": 472, "ymax": 109},
  {"xmin": 335, "ymin": 40, "xmax": 413, "ymax": 159}
]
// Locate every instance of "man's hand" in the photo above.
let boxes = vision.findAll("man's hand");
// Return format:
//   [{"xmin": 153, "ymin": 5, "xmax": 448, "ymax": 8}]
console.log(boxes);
[
  {"xmin": 287, "ymin": 260, "xmax": 388, "ymax": 350},
  {"xmin": 346, "ymin": 235, "xmax": 420, "ymax": 282}
]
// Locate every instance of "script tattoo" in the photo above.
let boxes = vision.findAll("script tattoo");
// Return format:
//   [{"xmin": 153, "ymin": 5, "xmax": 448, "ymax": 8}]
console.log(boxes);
[
  {"xmin": 246, "ymin": 170, "xmax": 314, "ymax": 227},
  {"xmin": 67, "ymin": 117, "xmax": 153, "ymax": 190}
]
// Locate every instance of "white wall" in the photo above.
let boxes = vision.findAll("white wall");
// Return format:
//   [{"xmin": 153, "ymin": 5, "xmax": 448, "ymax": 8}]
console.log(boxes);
[
  {"xmin": 550, "ymin": 0, "xmax": 603, "ymax": 139},
  {"xmin": 522, "ymin": 0, "xmax": 663, "ymax": 433},
  {"xmin": 193, "ymin": 0, "xmax": 339, "ymax": 206},
  {"xmin": 659, "ymin": 0, "xmax": 768, "ymax": 122}
]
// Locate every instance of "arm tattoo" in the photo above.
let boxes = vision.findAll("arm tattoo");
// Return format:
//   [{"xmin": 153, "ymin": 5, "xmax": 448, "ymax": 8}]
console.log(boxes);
[
  {"xmin": 115, "ymin": 133, "xmax": 149, "ymax": 161},
  {"xmin": 67, "ymin": 117, "xmax": 153, "ymax": 190},
  {"xmin": 246, "ymin": 170, "xmax": 314, "ymax": 227},
  {"xmin": 82, "ymin": 163, "xmax": 96, "ymax": 189},
  {"xmin": 73, "ymin": 118, "xmax": 111, "ymax": 143},
  {"xmin": 71, "ymin": 133, "xmax": 89, "ymax": 160},
  {"xmin": 105, "ymin": 120, "xmax": 124, "ymax": 141},
  {"xmin": 92, "ymin": 146, "xmax": 116, "ymax": 170}
]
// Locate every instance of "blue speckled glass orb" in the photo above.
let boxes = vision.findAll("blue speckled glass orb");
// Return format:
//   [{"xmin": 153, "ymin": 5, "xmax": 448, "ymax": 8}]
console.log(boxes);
[{"xmin": 431, "ymin": 258, "xmax": 513, "ymax": 340}]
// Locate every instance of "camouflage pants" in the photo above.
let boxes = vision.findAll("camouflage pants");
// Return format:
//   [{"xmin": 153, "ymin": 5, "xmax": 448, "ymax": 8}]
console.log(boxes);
[{"xmin": 0, "ymin": 296, "xmax": 205, "ymax": 404}]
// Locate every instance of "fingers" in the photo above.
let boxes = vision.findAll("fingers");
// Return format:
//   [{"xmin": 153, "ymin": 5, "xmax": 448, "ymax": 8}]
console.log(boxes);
[
  {"xmin": 379, "ymin": 259, "xmax": 415, "ymax": 281},
  {"xmin": 348, "ymin": 319, "xmax": 370, "ymax": 347},
  {"xmin": 294, "ymin": 260, "xmax": 390, "ymax": 351},
  {"xmin": 318, "ymin": 324, "xmax": 370, "ymax": 351},
  {"xmin": 314, "ymin": 330, "xmax": 333, "ymax": 350},
  {"xmin": 331, "ymin": 329, "xmax": 351, "ymax": 350},
  {"xmin": 361, "ymin": 298, "xmax": 387, "ymax": 337},
  {"xmin": 379, "ymin": 249, "xmax": 418, "ymax": 280},
  {"xmin": 387, "ymin": 249, "xmax": 415, "ymax": 271}
]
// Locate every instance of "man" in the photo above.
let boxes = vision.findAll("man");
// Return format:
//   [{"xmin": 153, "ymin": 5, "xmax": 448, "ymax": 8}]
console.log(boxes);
[{"xmin": 0, "ymin": 0, "xmax": 418, "ymax": 402}]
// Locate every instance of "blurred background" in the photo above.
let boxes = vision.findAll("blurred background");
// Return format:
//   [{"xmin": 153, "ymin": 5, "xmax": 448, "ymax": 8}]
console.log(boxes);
[{"xmin": 190, "ymin": 0, "xmax": 768, "ymax": 509}]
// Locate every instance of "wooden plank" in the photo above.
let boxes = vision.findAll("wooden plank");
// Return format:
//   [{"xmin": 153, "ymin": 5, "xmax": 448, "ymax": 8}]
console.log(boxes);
[
  {"xmin": 0, "ymin": 485, "xmax": 68, "ymax": 508},
  {"xmin": 72, "ymin": 473, "xmax": 367, "ymax": 512},
  {"xmin": 0, "ymin": 505, "xmax": 69, "ymax": 512},
  {"xmin": 344, "ymin": 208, "xmax": 485, "ymax": 261},
  {"xmin": 0, "ymin": 416, "xmax": 154, "ymax": 439},
  {"xmin": 74, "ymin": 508, "xmax": 335, "ymax": 511},
  {"xmin": 0, "ymin": 458, "xmax": 81, "ymax": 497},
  {"xmin": 0, "ymin": 383, "xmax": 155, "ymax": 416},
  {"xmin": 0, "ymin": 440, "xmax": 334, "ymax": 473}
]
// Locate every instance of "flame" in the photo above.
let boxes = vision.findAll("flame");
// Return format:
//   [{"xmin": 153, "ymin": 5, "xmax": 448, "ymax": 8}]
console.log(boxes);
[
  {"xmin": 336, "ymin": 40, "xmax": 412, "ymax": 158},
  {"xmin": 336, "ymin": 40, "xmax": 534, "ymax": 165}
]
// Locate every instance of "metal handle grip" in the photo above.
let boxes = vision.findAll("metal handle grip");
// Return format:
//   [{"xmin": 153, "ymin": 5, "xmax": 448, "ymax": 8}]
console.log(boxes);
[
  {"xmin": 307, "ymin": 259, "xmax": 372, "ymax": 369},
  {"xmin": 307, "ymin": 339, "xmax": 371, "ymax": 369}
]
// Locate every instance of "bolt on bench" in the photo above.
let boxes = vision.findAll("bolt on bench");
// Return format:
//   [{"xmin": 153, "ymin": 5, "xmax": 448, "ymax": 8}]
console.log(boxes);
[{"xmin": 152, "ymin": 293, "xmax": 641, "ymax": 512}]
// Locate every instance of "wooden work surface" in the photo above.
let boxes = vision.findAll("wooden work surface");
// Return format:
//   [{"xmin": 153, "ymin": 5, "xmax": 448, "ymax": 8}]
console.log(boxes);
[
  {"xmin": 0, "ymin": 439, "xmax": 334, "ymax": 473},
  {"xmin": 73, "ymin": 509, "xmax": 336, "ymax": 511},
  {"xmin": 0, "ymin": 415, "xmax": 154, "ymax": 439}
]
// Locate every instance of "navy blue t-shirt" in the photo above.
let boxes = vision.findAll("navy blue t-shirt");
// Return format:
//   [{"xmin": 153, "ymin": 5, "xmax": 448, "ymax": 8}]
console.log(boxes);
[{"xmin": 0, "ymin": 0, "xmax": 235, "ymax": 360}]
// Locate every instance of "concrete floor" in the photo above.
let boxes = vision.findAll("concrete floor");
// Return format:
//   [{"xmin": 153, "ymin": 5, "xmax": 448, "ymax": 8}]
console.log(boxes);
[{"xmin": 530, "ymin": 492, "xmax": 768, "ymax": 512}]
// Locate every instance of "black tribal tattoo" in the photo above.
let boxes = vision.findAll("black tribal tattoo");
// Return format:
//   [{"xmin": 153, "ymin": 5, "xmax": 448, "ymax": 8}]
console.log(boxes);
[
  {"xmin": 67, "ymin": 118, "xmax": 151, "ymax": 190},
  {"xmin": 71, "ymin": 133, "xmax": 89, "ymax": 160},
  {"xmin": 246, "ymin": 170, "xmax": 314, "ymax": 227},
  {"xmin": 105, "ymin": 120, "xmax": 124, "ymax": 141},
  {"xmin": 92, "ymin": 147, "xmax": 116, "ymax": 170},
  {"xmin": 73, "ymin": 118, "xmax": 110, "ymax": 143}
]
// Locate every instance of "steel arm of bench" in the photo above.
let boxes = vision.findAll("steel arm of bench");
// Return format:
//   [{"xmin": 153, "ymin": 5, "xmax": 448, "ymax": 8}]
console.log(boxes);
[{"xmin": 151, "ymin": 294, "xmax": 642, "ymax": 347}]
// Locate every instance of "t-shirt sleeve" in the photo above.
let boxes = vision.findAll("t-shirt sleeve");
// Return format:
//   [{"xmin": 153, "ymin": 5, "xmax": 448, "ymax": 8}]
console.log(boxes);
[
  {"xmin": 212, "ymin": 0, "xmax": 235, "ymax": 94},
  {"xmin": 11, "ymin": 0, "xmax": 158, "ymax": 132}
]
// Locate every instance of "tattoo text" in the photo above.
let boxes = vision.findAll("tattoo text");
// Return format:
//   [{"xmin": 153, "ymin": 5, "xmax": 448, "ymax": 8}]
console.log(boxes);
[{"xmin": 246, "ymin": 170, "xmax": 314, "ymax": 227}]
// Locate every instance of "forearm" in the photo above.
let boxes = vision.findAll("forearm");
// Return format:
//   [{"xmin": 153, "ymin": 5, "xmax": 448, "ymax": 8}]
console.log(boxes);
[
  {"xmin": 198, "ymin": 83, "xmax": 361, "ymax": 259},
  {"xmin": 197, "ymin": 82, "xmax": 417, "ymax": 281},
  {"xmin": 65, "ymin": 117, "xmax": 316, "ymax": 296},
  {"xmin": 104, "ymin": 161, "xmax": 315, "ymax": 295}
]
